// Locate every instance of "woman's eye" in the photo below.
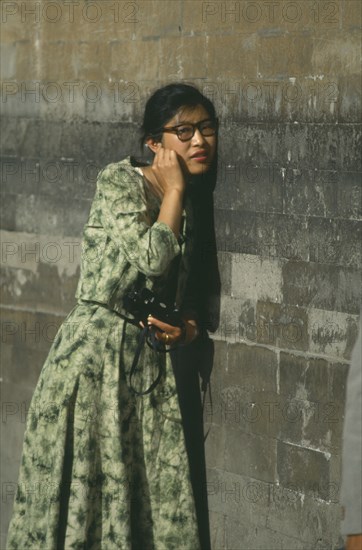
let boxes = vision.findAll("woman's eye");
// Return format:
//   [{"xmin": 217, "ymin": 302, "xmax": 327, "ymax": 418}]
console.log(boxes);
[{"xmin": 178, "ymin": 126, "xmax": 191, "ymax": 135}]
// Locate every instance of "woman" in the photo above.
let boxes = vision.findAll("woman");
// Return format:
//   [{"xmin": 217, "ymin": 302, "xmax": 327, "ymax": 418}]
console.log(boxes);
[{"xmin": 7, "ymin": 83, "xmax": 218, "ymax": 549}]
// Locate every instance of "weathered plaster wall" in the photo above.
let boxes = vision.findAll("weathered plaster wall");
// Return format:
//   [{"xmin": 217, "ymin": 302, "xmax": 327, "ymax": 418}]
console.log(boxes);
[{"xmin": 1, "ymin": 1, "xmax": 361, "ymax": 548}]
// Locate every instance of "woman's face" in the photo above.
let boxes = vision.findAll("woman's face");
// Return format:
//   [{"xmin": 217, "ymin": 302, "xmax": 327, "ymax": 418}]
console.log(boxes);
[{"xmin": 149, "ymin": 104, "xmax": 217, "ymax": 176}]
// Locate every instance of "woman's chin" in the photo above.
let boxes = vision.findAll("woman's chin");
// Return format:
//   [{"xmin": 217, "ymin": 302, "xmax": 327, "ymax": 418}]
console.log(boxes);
[{"xmin": 187, "ymin": 163, "xmax": 212, "ymax": 176}]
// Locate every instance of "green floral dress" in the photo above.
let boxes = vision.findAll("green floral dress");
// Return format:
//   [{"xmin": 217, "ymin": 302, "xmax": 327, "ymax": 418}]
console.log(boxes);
[{"xmin": 6, "ymin": 157, "xmax": 201, "ymax": 550}]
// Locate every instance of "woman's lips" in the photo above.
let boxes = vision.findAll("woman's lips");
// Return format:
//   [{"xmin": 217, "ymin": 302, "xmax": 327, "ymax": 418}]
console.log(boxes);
[{"xmin": 191, "ymin": 154, "xmax": 208, "ymax": 162}]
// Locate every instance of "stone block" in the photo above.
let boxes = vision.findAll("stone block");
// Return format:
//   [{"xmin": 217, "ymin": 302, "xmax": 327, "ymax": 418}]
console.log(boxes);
[
  {"xmin": 0, "ymin": 43, "xmax": 17, "ymax": 79},
  {"xmin": 279, "ymin": 352, "xmax": 348, "ymax": 451},
  {"xmin": 1, "ymin": 264, "xmax": 60, "ymax": 310},
  {"xmin": 225, "ymin": 516, "xmax": 310, "ymax": 550},
  {"xmin": 206, "ymin": 346, "xmax": 280, "ymax": 437},
  {"xmin": 280, "ymin": 351, "xmax": 348, "ymax": 404},
  {"xmin": 0, "ymin": 193, "xmax": 16, "ymax": 231},
  {"xmin": 62, "ymin": 198, "xmax": 92, "ymax": 236},
  {"xmin": 206, "ymin": 468, "xmax": 270, "ymax": 523},
  {"xmin": 240, "ymin": 390, "xmax": 281, "ymax": 439},
  {"xmin": 207, "ymin": 468, "xmax": 343, "ymax": 547},
  {"xmin": 283, "ymin": 165, "xmax": 362, "ymax": 219},
  {"xmin": 341, "ymin": 0, "xmax": 362, "ymax": 30},
  {"xmin": 256, "ymin": 301, "xmax": 309, "ymax": 351},
  {"xmin": 13, "ymin": 39, "xmax": 38, "ymax": 81},
  {"xmin": 1, "ymin": 307, "xmax": 66, "ymax": 355},
  {"xmin": 215, "ymin": 209, "xmax": 258, "ymax": 256},
  {"xmin": 158, "ymin": 36, "xmax": 208, "ymax": 80},
  {"xmin": 259, "ymin": 33, "xmax": 314, "ymax": 78},
  {"xmin": 216, "ymin": 159, "xmax": 284, "ymax": 212},
  {"xmin": 228, "ymin": 342, "xmax": 278, "ymax": 392},
  {"xmin": 204, "ymin": 423, "xmax": 226, "ymax": 470},
  {"xmin": 181, "ymin": 0, "xmax": 225, "ymax": 34},
  {"xmin": 336, "ymin": 170, "xmax": 362, "ymax": 218},
  {"xmin": 14, "ymin": 194, "xmax": 61, "ymax": 235},
  {"xmin": 40, "ymin": 1, "xmax": 136, "ymax": 44},
  {"xmin": 208, "ymin": 510, "xmax": 225, "ymax": 550},
  {"xmin": 225, "ymin": 426, "xmax": 277, "ymax": 482},
  {"xmin": 312, "ymin": 29, "xmax": 361, "ymax": 77},
  {"xmin": 277, "ymin": 440, "xmax": 331, "ymax": 499},
  {"xmin": 84, "ymin": 86, "xmax": 137, "ymax": 124},
  {"xmin": 1, "ymin": 263, "xmax": 78, "ymax": 314},
  {"xmin": 337, "ymin": 124, "xmax": 362, "ymax": 172},
  {"xmin": 210, "ymin": 295, "xmax": 254, "ymax": 344},
  {"xmin": 16, "ymin": 119, "xmax": 63, "ymax": 159},
  {"xmin": 231, "ymin": 254, "xmax": 283, "ymax": 302},
  {"xmin": 295, "ymin": 124, "xmax": 361, "ymax": 174},
  {"xmin": 1, "ymin": 156, "xmax": 39, "ymax": 195},
  {"xmin": 1, "ymin": 379, "xmax": 35, "ymax": 548},
  {"xmin": 110, "ymin": 39, "xmax": 160, "ymax": 82},
  {"xmin": 252, "ymin": 166, "xmax": 284, "ymax": 213},
  {"xmin": 265, "ymin": 482, "xmax": 343, "ymax": 546},
  {"xmin": 132, "ymin": 0, "xmax": 182, "ymax": 38},
  {"xmin": 283, "ymin": 166, "xmax": 338, "ymax": 217},
  {"xmin": 10, "ymin": 192, "xmax": 91, "ymax": 238},
  {"xmin": 308, "ymin": 308, "xmax": 360, "ymax": 360},
  {"xmin": 215, "ymin": 158, "xmax": 253, "ymax": 210},
  {"xmin": 36, "ymin": 159, "xmax": 97, "ymax": 201},
  {"xmin": 182, "ymin": 0, "xmax": 333, "ymax": 36},
  {"xmin": 0, "ymin": 118, "xmax": 29, "ymax": 157},
  {"xmin": 0, "ymin": 230, "xmax": 81, "ymax": 279},
  {"xmin": 308, "ymin": 218, "xmax": 362, "ymax": 269},
  {"xmin": 338, "ymin": 75, "xmax": 362, "ymax": 123},
  {"xmin": 280, "ymin": 352, "xmax": 317, "ymax": 401},
  {"xmin": 76, "ymin": 41, "xmax": 111, "ymax": 82},
  {"xmin": 0, "ymin": 3, "xmax": 37, "ymax": 42},
  {"xmin": 207, "ymin": 34, "xmax": 259, "ymax": 80},
  {"xmin": 39, "ymin": 40, "xmax": 78, "ymax": 82},
  {"xmin": 282, "ymin": 261, "xmax": 362, "ymax": 314},
  {"xmin": 255, "ymin": 212, "xmax": 309, "ymax": 262},
  {"xmin": 218, "ymin": 123, "xmax": 309, "ymax": 166},
  {"xmin": 209, "ymin": 340, "xmax": 279, "ymax": 438},
  {"xmin": 5, "ymin": 344, "xmax": 49, "ymax": 389},
  {"xmin": 207, "ymin": 74, "xmax": 341, "ymax": 123}
]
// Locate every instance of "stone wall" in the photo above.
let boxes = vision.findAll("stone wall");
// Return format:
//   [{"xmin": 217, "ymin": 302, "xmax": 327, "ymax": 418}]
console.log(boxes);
[{"xmin": 1, "ymin": 1, "xmax": 361, "ymax": 548}]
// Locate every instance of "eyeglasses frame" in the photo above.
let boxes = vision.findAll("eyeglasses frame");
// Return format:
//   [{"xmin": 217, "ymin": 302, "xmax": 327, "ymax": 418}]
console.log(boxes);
[{"xmin": 156, "ymin": 118, "xmax": 219, "ymax": 142}]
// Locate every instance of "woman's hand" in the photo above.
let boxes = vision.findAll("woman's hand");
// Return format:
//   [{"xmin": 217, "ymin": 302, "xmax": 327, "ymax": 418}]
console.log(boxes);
[
  {"xmin": 150, "ymin": 146, "xmax": 186, "ymax": 199},
  {"xmin": 139, "ymin": 316, "xmax": 199, "ymax": 347}
]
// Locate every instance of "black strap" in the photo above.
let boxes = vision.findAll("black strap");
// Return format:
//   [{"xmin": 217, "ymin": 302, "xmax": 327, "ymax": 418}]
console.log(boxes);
[
  {"xmin": 129, "ymin": 324, "xmax": 173, "ymax": 396},
  {"xmin": 78, "ymin": 298, "xmax": 177, "ymax": 396}
]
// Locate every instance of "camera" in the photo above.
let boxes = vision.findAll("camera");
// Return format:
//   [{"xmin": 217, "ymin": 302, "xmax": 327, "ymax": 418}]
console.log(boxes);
[{"xmin": 123, "ymin": 287, "xmax": 185, "ymax": 329}]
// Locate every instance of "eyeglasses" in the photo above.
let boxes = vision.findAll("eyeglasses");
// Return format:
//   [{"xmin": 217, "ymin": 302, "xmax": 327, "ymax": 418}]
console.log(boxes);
[{"xmin": 160, "ymin": 118, "xmax": 218, "ymax": 142}]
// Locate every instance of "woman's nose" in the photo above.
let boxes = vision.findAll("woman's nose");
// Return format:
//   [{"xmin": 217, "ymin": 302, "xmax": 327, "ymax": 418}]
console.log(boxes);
[{"xmin": 191, "ymin": 128, "xmax": 206, "ymax": 145}]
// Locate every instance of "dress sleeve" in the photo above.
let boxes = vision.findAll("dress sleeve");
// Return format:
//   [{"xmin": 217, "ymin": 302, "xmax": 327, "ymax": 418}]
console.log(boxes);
[{"xmin": 97, "ymin": 163, "xmax": 181, "ymax": 277}]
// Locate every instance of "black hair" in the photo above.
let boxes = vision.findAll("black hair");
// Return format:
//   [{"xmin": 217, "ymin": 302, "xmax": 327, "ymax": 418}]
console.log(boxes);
[
  {"xmin": 131, "ymin": 83, "xmax": 218, "ymax": 189},
  {"xmin": 139, "ymin": 82, "xmax": 217, "ymax": 149},
  {"xmin": 131, "ymin": 82, "xmax": 220, "ymax": 332}
]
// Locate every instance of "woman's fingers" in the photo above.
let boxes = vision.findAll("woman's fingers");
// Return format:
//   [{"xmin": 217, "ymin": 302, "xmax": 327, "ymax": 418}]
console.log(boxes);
[
  {"xmin": 151, "ymin": 147, "xmax": 186, "ymax": 195},
  {"xmin": 147, "ymin": 316, "xmax": 172, "ymax": 332},
  {"xmin": 147, "ymin": 316, "xmax": 182, "ymax": 342}
]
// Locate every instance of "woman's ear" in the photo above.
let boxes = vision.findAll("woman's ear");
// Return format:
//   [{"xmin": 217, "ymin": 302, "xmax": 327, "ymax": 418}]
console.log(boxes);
[{"xmin": 145, "ymin": 137, "xmax": 162, "ymax": 154}]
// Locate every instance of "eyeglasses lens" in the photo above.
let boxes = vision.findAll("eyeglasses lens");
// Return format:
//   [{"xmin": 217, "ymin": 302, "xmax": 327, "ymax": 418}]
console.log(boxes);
[{"xmin": 178, "ymin": 122, "xmax": 217, "ymax": 141}]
